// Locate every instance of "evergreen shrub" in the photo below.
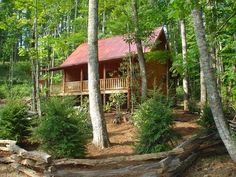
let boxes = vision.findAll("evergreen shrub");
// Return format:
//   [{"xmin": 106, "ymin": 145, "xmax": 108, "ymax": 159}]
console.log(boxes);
[
  {"xmin": 0, "ymin": 100, "xmax": 30, "ymax": 143},
  {"xmin": 133, "ymin": 91, "xmax": 175, "ymax": 154},
  {"xmin": 32, "ymin": 97, "xmax": 89, "ymax": 158},
  {"xmin": 0, "ymin": 85, "xmax": 7, "ymax": 99}
]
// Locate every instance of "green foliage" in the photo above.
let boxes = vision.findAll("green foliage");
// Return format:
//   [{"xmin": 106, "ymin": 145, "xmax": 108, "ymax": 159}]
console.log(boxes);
[
  {"xmin": 144, "ymin": 50, "xmax": 170, "ymax": 63},
  {"xmin": 0, "ymin": 84, "xmax": 31, "ymax": 99},
  {"xmin": 197, "ymin": 105, "xmax": 217, "ymax": 134},
  {"xmin": 0, "ymin": 85, "xmax": 7, "ymax": 99},
  {"xmin": 133, "ymin": 91, "xmax": 175, "ymax": 154},
  {"xmin": 0, "ymin": 62, "xmax": 31, "ymax": 84},
  {"xmin": 9, "ymin": 84, "xmax": 31, "ymax": 98},
  {"xmin": 32, "ymin": 97, "xmax": 89, "ymax": 158},
  {"xmin": 176, "ymin": 86, "xmax": 184, "ymax": 101},
  {"xmin": 13, "ymin": 62, "xmax": 31, "ymax": 83},
  {"xmin": 0, "ymin": 100, "xmax": 30, "ymax": 143},
  {"xmin": 104, "ymin": 93, "xmax": 126, "ymax": 113},
  {"xmin": 188, "ymin": 99, "xmax": 200, "ymax": 114}
]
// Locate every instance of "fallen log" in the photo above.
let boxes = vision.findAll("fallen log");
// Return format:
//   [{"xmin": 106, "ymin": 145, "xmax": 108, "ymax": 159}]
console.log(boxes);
[
  {"xmin": 167, "ymin": 152, "xmax": 199, "ymax": 177},
  {"xmin": 0, "ymin": 140, "xmax": 16, "ymax": 146},
  {"xmin": 199, "ymin": 140, "xmax": 222, "ymax": 150},
  {"xmin": 7, "ymin": 144, "xmax": 27, "ymax": 154},
  {"xmin": 0, "ymin": 156, "xmax": 15, "ymax": 163},
  {"xmin": 20, "ymin": 151, "xmax": 52, "ymax": 164},
  {"xmin": 53, "ymin": 159, "xmax": 166, "ymax": 177},
  {"xmin": 20, "ymin": 159, "xmax": 36, "ymax": 167},
  {"xmin": 201, "ymin": 145, "xmax": 227, "ymax": 156},
  {"xmin": 54, "ymin": 148, "xmax": 183, "ymax": 168},
  {"xmin": 10, "ymin": 162, "xmax": 43, "ymax": 177},
  {"xmin": 0, "ymin": 147, "xmax": 10, "ymax": 152}
]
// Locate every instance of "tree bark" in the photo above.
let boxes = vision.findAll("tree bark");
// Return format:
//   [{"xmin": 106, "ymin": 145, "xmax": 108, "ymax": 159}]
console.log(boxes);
[
  {"xmin": 54, "ymin": 148, "xmax": 183, "ymax": 167},
  {"xmin": 73, "ymin": 0, "xmax": 78, "ymax": 33},
  {"xmin": 200, "ymin": 59, "xmax": 207, "ymax": 107},
  {"xmin": 88, "ymin": 0, "xmax": 110, "ymax": 148},
  {"xmin": 35, "ymin": 0, "xmax": 41, "ymax": 117},
  {"xmin": 131, "ymin": 0, "xmax": 147, "ymax": 100},
  {"xmin": 192, "ymin": 7, "xmax": 236, "ymax": 162},
  {"xmin": 180, "ymin": 19, "xmax": 189, "ymax": 111},
  {"xmin": 31, "ymin": 21, "xmax": 37, "ymax": 112},
  {"xmin": 102, "ymin": 10, "xmax": 106, "ymax": 34}
]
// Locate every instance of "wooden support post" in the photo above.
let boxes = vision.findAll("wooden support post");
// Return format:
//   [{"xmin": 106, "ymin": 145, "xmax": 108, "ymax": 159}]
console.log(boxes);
[
  {"xmin": 63, "ymin": 71, "xmax": 66, "ymax": 94},
  {"xmin": 103, "ymin": 65, "xmax": 106, "ymax": 91},
  {"xmin": 127, "ymin": 77, "xmax": 131, "ymax": 111},
  {"xmin": 166, "ymin": 60, "xmax": 169, "ymax": 97},
  {"xmin": 80, "ymin": 68, "xmax": 83, "ymax": 92},
  {"xmin": 103, "ymin": 65, "xmax": 106, "ymax": 105},
  {"xmin": 80, "ymin": 68, "xmax": 83, "ymax": 105}
]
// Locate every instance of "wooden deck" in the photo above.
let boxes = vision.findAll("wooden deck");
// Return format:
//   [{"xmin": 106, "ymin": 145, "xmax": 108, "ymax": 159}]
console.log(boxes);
[{"xmin": 50, "ymin": 77, "xmax": 129, "ymax": 96}]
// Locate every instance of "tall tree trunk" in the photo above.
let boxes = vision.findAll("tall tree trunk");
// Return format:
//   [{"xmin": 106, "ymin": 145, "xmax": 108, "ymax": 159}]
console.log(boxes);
[
  {"xmin": 102, "ymin": 8, "xmax": 106, "ymax": 34},
  {"xmin": 131, "ymin": 0, "xmax": 147, "ymax": 100},
  {"xmin": 180, "ymin": 19, "xmax": 189, "ymax": 111},
  {"xmin": 73, "ymin": 0, "xmax": 78, "ymax": 33},
  {"xmin": 35, "ymin": 0, "xmax": 41, "ymax": 117},
  {"xmin": 9, "ymin": 44, "xmax": 14, "ymax": 96},
  {"xmin": 49, "ymin": 49, "xmax": 55, "ymax": 92},
  {"xmin": 88, "ymin": 0, "xmax": 110, "ymax": 148},
  {"xmin": 31, "ymin": 21, "xmax": 37, "ymax": 112},
  {"xmin": 200, "ymin": 59, "xmax": 207, "ymax": 107},
  {"xmin": 192, "ymin": 7, "xmax": 236, "ymax": 162}
]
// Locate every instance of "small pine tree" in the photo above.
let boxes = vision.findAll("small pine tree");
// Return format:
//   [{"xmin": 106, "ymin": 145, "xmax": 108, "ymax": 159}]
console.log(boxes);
[
  {"xmin": 32, "ymin": 97, "xmax": 89, "ymax": 158},
  {"xmin": 133, "ymin": 91, "xmax": 175, "ymax": 154},
  {"xmin": 0, "ymin": 100, "xmax": 30, "ymax": 143}
]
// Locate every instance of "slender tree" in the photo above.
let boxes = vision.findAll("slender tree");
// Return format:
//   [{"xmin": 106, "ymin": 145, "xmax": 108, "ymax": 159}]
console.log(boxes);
[
  {"xmin": 200, "ymin": 59, "xmax": 207, "ymax": 107},
  {"xmin": 192, "ymin": 6, "xmax": 236, "ymax": 162},
  {"xmin": 35, "ymin": 0, "xmax": 41, "ymax": 117},
  {"xmin": 131, "ymin": 0, "xmax": 147, "ymax": 100},
  {"xmin": 88, "ymin": 0, "xmax": 110, "ymax": 148},
  {"xmin": 180, "ymin": 19, "xmax": 189, "ymax": 111}
]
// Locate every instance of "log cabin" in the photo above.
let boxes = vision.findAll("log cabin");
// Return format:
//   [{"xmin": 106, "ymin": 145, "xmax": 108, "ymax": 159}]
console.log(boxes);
[{"xmin": 48, "ymin": 27, "xmax": 171, "ymax": 108}]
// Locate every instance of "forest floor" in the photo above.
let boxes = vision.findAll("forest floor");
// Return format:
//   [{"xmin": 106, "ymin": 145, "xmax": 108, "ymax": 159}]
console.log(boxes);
[
  {"xmin": 85, "ymin": 108, "xmax": 236, "ymax": 177},
  {"xmin": 86, "ymin": 107, "xmax": 200, "ymax": 158},
  {"xmin": 1, "ymin": 107, "xmax": 236, "ymax": 176}
]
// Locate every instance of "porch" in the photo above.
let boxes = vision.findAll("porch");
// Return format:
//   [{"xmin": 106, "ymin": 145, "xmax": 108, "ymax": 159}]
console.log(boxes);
[{"xmin": 50, "ymin": 77, "xmax": 129, "ymax": 96}]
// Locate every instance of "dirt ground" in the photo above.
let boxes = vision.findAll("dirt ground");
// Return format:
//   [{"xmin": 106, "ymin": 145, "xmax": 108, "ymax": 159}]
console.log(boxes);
[
  {"xmin": 183, "ymin": 155, "xmax": 236, "ymax": 177},
  {"xmin": 86, "ymin": 112, "xmax": 137, "ymax": 158},
  {"xmin": 86, "ymin": 108, "xmax": 200, "ymax": 158}
]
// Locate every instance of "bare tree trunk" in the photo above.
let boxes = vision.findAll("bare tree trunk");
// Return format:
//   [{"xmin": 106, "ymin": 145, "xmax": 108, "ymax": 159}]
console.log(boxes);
[
  {"xmin": 102, "ymin": 8, "xmax": 106, "ymax": 34},
  {"xmin": 49, "ymin": 49, "xmax": 55, "ymax": 91},
  {"xmin": 67, "ymin": 12, "xmax": 71, "ymax": 33},
  {"xmin": 88, "ymin": 0, "xmax": 110, "ymax": 148},
  {"xmin": 131, "ymin": 0, "xmax": 147, "ymax": 100},
  {"xmin": 200, "ymin": 59, "xmax": 207, "ymax": 107},
  {"xmin": 31, "ymin": 21, "xmax": 37, "ymax": 112},
  {"xmin": 9, "ymin": 45, "xmax": 14, "ymax": 96},
  {"xmin": 192, "ymin": 7, "xmax": 236, "ymax": 162},
  {"xmin": 180, "ymin": 19, "xmax": 189, "ymax": 111},
  {"xmin": 35, "ymin": 0, "xmax": 41, "ymax": 117},
  {"xmin": 73, "ymin": 0, "xmax": 78, "ymax": 33}
]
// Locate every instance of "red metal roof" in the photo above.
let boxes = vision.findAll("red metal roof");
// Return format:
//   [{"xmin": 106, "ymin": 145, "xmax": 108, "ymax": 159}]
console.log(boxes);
[{"xmin": 59, "ymin": 27, "xmax": 163, "ymax": 69}]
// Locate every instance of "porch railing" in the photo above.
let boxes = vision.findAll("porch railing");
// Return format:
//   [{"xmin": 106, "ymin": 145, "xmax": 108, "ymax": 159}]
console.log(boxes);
[{"xmin": 50, "ymin": 77, "xmax": 129, "ymax": 95}]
